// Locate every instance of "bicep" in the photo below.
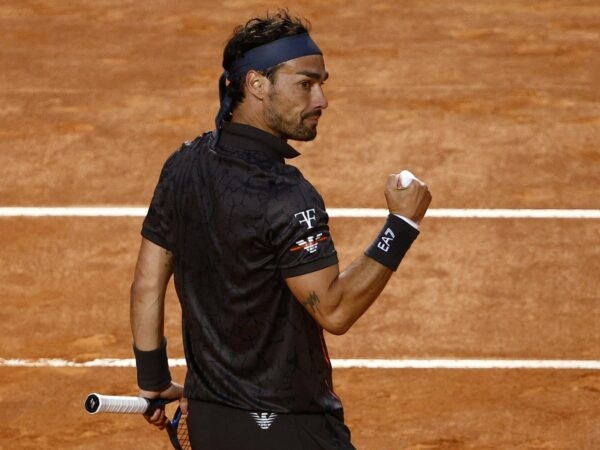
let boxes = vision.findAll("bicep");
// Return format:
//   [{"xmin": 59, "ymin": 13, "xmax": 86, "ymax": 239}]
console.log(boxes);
[{"xmin": 285, "ymin": 263, "xmax": 346, "ymax": 334}]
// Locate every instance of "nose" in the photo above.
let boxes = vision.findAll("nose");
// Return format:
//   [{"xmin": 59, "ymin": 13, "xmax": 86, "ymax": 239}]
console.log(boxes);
[{"xmin": 313, "ymin": 85, "xmax": 328, "ymax": 110}]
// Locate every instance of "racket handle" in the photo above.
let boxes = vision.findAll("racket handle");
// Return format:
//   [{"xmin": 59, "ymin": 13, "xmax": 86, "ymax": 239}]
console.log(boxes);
[{"xmin": 85, "ymin": 393, "xmax": 150, "ymax": 414}]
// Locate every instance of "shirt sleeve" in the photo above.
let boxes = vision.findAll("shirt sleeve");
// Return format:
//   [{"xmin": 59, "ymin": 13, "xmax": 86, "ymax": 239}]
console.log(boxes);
[
  {"xmin": 141, "ymin": 152, "xmax": 178, "ymax": 251},
  {"xmin": 268, "ymin": 181, "xmax": 338, "ymax": 279}
]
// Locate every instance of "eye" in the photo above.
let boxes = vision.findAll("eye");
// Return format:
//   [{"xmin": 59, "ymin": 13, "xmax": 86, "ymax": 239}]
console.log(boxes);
[{"xmin": 299, "ymin": 80, "xmax": 312, "ymax": 89}]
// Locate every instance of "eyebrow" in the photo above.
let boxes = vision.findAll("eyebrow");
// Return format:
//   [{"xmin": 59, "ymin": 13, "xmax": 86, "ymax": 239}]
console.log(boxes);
[{"xmin": 296, "ymin": 70, "xmax": 329, "ymax": 82}]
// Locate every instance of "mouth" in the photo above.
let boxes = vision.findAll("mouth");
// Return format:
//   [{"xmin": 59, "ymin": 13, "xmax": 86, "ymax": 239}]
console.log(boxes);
[{"xmin": 303, "ymin": 111, "xmax": 322, "ymax": 124}]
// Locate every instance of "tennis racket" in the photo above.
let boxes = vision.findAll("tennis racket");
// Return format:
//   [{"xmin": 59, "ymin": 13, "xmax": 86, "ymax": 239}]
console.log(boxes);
[{"xmin": 84, "ymin": 393, "xmax": 190, "ymax": 450}]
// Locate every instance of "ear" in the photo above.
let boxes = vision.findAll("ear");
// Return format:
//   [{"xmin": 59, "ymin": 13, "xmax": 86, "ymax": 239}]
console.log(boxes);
[{"xmin": 245, "ymin": 70, "xmax": 267, "ymax": 100}]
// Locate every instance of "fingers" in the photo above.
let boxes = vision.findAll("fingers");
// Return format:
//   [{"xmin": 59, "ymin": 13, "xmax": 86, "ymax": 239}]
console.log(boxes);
[
  {"xmin": 386, "ymin": 173, "xmax": 398, "ymax": 188},
  {"xmin": 139, "ymin": 381, "xmax": 185, "ymax": 430},
  {"xmin": 385, "ymin": 170, "xmax": 432, "ymax": 223},
  {"xmin": 144, "ymin": 407, "xmax": 168, "ymax": 429}
]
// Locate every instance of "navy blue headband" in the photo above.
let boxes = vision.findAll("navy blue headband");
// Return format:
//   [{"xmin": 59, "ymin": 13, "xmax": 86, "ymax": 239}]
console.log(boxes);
[
  {"xmin": 228, "ymin": 33, "xmax": 322, "ymax": 79},
  {"xmin": 215, "ymin": 33, "xmax": 322, "ymax": 138}
]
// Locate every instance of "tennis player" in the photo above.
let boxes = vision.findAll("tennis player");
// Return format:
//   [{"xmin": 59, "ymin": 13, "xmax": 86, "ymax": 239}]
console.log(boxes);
[{"xmin": 130, "ymin": 10, "xmax": 431, "ymax": 449}]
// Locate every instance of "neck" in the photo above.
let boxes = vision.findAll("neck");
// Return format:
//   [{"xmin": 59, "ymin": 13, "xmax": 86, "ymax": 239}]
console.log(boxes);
[{"xmin": 230, "ymin": 107, "xmax": 285, "ymax": 141}]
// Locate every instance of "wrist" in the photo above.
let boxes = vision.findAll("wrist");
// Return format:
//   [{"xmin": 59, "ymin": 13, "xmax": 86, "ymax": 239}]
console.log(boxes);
[
  {"xmin": 393, "ymin": 213, "xmax": 420, "ymax": 231},
  {"xmin": 133, "ymin": 337, "xmax": 172, "ymax": 391},
  {"xmin": 364, "ymin": 214, "xmax": 420, "ymax": 271}
]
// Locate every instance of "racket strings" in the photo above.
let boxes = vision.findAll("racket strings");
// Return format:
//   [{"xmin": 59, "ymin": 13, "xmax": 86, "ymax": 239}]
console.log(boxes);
[{"xmin": 177, "ymin": 413, "xmax": 191, "ymax": 450}]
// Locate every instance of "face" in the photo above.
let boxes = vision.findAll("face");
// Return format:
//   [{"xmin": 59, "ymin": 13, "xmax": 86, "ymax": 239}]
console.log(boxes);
[{"xmin": 262, "ymin": 54, "xmax": 329, "ymax": 141}]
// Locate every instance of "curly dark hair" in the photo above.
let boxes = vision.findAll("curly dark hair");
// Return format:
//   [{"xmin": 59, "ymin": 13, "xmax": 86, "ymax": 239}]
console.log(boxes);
[{"xmin": 222, "ymin": 10, "xmax": 311, "ymax": 111}]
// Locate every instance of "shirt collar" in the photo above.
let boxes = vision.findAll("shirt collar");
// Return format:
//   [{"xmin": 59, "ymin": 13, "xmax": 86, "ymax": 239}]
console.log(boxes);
[{"xmin": 217, "ymin": 122, "xmax": 301, "ymax": 161}]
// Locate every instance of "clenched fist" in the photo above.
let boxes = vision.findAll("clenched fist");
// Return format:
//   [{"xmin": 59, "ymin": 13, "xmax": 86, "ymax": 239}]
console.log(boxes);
[{"xmin": 384, "ymin": 171, "xmax": 432, "ymax": 224}]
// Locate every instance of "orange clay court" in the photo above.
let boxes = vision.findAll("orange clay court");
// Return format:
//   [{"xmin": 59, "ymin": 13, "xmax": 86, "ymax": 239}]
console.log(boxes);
[{"xmin": 1, "ymin": 1, "xmax": 599, "ymax": 449}]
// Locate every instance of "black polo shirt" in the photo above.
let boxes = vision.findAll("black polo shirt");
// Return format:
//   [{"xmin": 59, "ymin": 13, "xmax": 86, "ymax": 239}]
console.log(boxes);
[{"xmin": 142, "ymin": 122, "xmax": 342, "ymax": 415}]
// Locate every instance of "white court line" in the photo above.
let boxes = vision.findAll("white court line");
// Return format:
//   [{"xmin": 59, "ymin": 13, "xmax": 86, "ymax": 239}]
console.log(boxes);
[
  {"xmin": 2, "ymin": 358, "xmax": 600, "ymax": 370},
  {"xmin": 0, "ymin": 207, "xmax": 148, "ymax": 217},
  {"xmin": 335, "ymin": 208, "xmax": 600, "ymax": 219},
  {"xmin": 0, "ymin": 207, "xmax": 599, "ymax": 219}
]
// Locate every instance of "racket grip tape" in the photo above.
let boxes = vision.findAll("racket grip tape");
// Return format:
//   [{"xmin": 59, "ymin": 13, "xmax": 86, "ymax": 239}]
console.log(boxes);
[{"xmin": 85, "ymin": 393, "xmax": 150, "ymax": 414}]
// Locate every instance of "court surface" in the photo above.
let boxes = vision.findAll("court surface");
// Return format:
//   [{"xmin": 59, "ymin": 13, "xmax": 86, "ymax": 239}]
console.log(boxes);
[{"xmin": 1, "ymin": 1, "xmax": 599, "ymax": 449}]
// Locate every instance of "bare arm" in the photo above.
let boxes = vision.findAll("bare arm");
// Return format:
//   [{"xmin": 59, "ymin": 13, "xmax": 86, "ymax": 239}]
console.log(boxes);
[
  {"xmin": 286, "ymin": 172, "xmax": 431, "ymax": 335},
  {"xmin": 130, "ymin": 238, "xmax": 184, "ymax": 426},
  {"xmin": 130, "ymin": 237, "xmax": 173, "ymax": 351},
  {"xmin": 286, "ymin": 256, "xmax": 393, "ymax": 335}
]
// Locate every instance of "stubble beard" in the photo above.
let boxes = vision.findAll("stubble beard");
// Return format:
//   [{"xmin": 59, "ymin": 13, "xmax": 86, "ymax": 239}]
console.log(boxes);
[{"xmin": 265, "ymin": 93, "xmax": 318, "ymax": 142}]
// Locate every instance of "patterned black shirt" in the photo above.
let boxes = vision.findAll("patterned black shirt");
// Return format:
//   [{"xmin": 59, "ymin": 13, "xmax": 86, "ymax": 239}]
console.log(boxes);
[{"xmin": 142, "ymin": 122, "xmax": 342, "ymax": 414}]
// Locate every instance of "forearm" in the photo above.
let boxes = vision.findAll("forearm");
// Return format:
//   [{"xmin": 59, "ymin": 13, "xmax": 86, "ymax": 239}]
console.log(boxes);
[
  {"xmin": 130, "ymin": 283, "xmax": 173, "ymax": 392},
  {"xmin": 128, "ymin": 238, "xmax": 174, "ymax": 392},
  {"xmin": 327, "ymin": 255, "xmax": 394, "ymax": 331},
  {"xmin": 130, "ymin": 238, "xmax": 173, "ymax": 350},
  {"xmin": 130, "ymin": 283, "xmax": 167, "ymax": 350}
]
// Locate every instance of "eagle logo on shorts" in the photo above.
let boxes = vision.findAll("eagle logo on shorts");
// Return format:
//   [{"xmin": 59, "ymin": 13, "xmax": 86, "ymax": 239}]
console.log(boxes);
[{"xmin": 250, "ymin": 412, "xmax": 278, "ymax": 430}]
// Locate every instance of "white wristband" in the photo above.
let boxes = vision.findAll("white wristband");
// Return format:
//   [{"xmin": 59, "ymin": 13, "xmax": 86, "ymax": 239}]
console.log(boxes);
[{"xmin": 394, "ymin": 214, "xmax": 420, "ymax": 231}]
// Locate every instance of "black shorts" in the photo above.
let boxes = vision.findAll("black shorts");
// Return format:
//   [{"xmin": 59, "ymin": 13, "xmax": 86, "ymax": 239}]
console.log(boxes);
[{"xmin": 187, "ymin": 400, "xmax": 356, "ymax": 450}]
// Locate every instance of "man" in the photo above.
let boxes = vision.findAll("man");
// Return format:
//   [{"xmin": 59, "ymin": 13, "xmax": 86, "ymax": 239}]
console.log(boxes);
[{"xmin": 130, "ymin": 10, "xmax": 431, "ymax": 449}]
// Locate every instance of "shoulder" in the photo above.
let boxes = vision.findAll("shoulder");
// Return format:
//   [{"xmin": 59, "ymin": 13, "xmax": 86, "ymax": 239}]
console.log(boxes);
[
  {"xmin": 265, "ymin": 168, "xmax": 329, "ymax": 234},
  {"xmin": 167, "ymin": 133, "xmax": 212, "ymax": 163},
  {"xmin": 157, "ymin": 133, "xmax": 213, "ymax": 177},
  {"xmin": 271, "ymin": 166, "xmax": 325, "ymax": 213}
]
